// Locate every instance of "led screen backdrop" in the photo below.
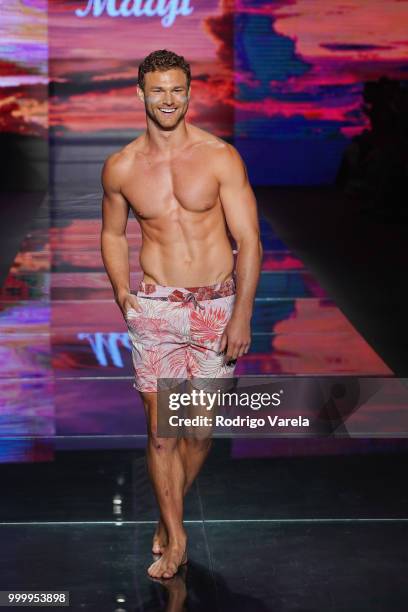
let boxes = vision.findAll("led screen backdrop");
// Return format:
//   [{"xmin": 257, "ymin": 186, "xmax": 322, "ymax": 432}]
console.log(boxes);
[
  {"xmin": 0, "ymin": 0, "xmax": 47, "ymax": 136},
  {"xmin": 1, "ymin": 0, "xmax": 407, "ymax": 184},
  {"xmin": 47, "ymin": 0, "xmax": 408, "ymax": 183},
  {"xmin": 48, "ymin": 0, "xmax": 234, "ymax": 138},
  {"xmin": 234, "ymin": 0, "xmax": 408, "ymax": 182}
]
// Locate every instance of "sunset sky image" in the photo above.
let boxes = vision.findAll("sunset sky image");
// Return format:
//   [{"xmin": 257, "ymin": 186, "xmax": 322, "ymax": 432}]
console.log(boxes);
[{"xmin": 1, "ymin": 0, "xmax": 407, "ymax": 177}]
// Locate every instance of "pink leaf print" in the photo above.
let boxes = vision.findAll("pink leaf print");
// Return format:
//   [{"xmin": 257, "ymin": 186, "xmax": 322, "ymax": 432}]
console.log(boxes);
[
  {"xmin": 167, "ymin": 348, "xmax": 188, "ymax": 377},
  {"xmin": 135, "ymin": 346, "xmax": 163, "ymax": 379},
  {"xmin": 190, "ymin": 306, "xmax": 229, "ymax": 343},
  {"xmin": 186, "ymin": 349, "xmax": 201, "ymax": 377},
  {"xmin": 130, "ymin": 316, "xmax": 180, "ymax": 344}
]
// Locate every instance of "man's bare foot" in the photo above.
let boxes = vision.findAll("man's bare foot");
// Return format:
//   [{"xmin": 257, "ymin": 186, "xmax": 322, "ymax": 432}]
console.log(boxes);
[
  {"xmin": 152, "ymin": 517, "xmax": 168, "ymax": 554},
  {"xmin": 148, "ymin": 537, "xmax": 188, "ymax": 579}
]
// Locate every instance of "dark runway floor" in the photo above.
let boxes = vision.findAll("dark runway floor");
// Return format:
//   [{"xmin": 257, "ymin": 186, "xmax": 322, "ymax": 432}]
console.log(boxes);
[
  {"xmin": 0, "ymin": 142, "xmax": 407, "ymax": 610},
  {"xmin": 1, "ymin": 445, "xmax": 408, "ymax": 611}
]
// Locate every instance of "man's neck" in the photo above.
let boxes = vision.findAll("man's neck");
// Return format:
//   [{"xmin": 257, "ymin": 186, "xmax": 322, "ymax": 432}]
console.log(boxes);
[{"xmin": 144, "ymin": 119, "xmax": 190, "ymax": 155}]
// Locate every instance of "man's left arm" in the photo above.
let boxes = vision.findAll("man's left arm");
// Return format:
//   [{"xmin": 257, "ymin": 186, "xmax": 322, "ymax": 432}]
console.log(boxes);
[{"xmin": 217, "ymin": 143, "xmax": 263, "ymax": 361}]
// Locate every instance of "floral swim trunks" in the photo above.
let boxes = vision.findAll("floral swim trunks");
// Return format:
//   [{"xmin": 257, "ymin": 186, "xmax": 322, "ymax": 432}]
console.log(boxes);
[{"xmin": 125, "ymin": 278, "xmax": 237, "ymax": 392}]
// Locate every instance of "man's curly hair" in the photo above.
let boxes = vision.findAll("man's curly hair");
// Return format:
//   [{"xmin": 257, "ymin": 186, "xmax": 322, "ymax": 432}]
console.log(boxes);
[{"xmin": 138, "ymin": 49, "xmax": 191, "ymax": 91}]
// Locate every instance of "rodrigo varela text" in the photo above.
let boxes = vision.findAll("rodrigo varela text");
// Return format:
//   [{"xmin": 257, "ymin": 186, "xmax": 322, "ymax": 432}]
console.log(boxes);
[
  {"xmin": 75, "ymin": 0, "xmax": 194, "ymax": 27},
  {"xmin": 169, "ymin": 415, "xmax": 310, "ymax": 428},
  {"xmin": 167, "ymin": 390, "xmax": 310, "ymax": 429}
]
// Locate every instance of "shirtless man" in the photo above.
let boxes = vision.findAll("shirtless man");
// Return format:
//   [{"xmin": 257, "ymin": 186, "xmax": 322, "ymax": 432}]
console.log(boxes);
[{"xmin": 100, "ymin": 50, "xmax": 263, "ymax": 579}]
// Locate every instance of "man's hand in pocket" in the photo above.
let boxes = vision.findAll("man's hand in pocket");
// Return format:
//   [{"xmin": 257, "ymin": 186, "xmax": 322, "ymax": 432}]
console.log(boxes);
[{"xmin": 116, "ymin": 291, "xmax": 142, "ymax": 319}]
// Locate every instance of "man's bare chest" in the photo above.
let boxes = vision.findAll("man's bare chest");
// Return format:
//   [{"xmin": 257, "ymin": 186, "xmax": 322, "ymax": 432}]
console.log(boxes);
[{"xmin": 121, "ymin": 154, "xmax": 219, "ymax": 219}]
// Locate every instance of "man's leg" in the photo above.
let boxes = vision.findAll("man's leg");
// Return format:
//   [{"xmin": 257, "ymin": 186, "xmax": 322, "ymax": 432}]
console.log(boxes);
[
  {"xmin": 153, "ymin": 437, "xmax": 213, "ymax": 553},
  {"xmin": 178, "ymin": 382, "xmax": 214, "ymax": 498},
  {"xmin": 153, "ymin": 382, "xmax": 214, "ymax": 554},
  {"xmin": 142, "ymin": 391, "xmax": 188, "ymax": 579}
]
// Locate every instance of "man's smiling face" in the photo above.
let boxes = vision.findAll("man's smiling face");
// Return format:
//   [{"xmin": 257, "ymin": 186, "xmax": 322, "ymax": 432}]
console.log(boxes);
[{"xmin": 138, "ymin": 68, "xmax": 190, "ymax": 131}]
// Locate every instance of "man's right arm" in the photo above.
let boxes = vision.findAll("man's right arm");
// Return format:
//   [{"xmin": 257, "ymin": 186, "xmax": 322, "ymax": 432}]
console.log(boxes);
[{"xmin": 100, "ymin": 154, "xmax": 141, "ymax": 316}]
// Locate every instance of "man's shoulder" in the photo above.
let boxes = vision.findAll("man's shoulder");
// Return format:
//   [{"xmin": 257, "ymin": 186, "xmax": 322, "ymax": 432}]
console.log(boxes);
[
  {"xmin": 187, "ymin": 125, "xmax": 241, "ymax": 170},
  {"xmin": 101, "ymin": 135, "xmax": 145, "ymax": 189},
  {"xmin": 103, "ymin": 135, "xmax": 144, "ymax": 170},
  {"xmin": 188, "ymin": 126, "xmax": 246, "ymax": 182},
  {"xmin": 188, "ymin": 124, "xmax": 232, "ymax": 152}
]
